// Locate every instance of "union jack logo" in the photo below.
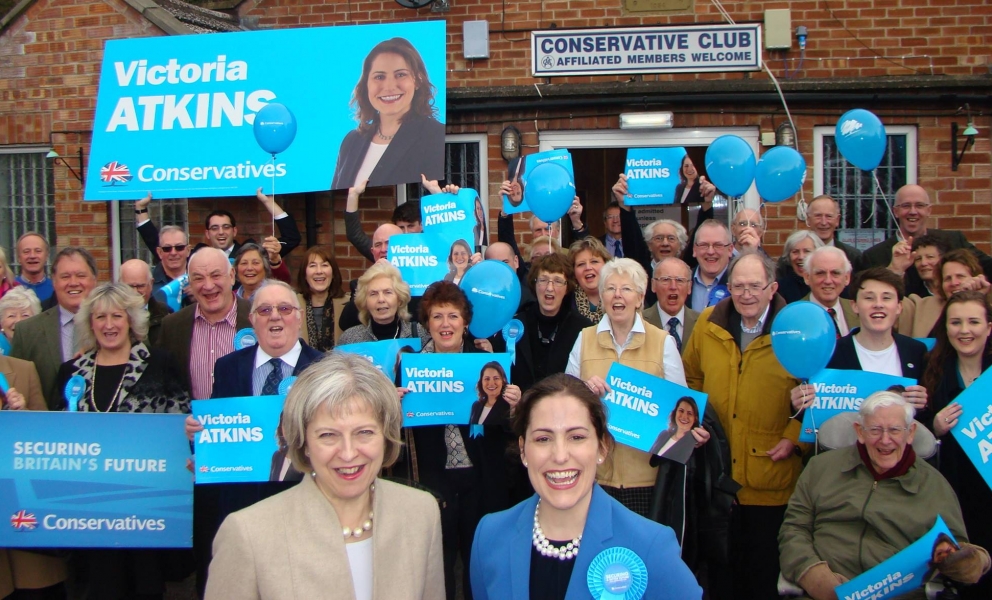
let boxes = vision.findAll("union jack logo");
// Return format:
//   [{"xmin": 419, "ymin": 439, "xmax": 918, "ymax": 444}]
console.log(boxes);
[
  {"xmin": 100, "ymin": 161, "xmax": 133, "ymax": 185},
  {"xmin": 199, "ymin": 466, "xmax": 209, "ymax": 473},
  {"xmin": 406, "ymin": 412, "xmax": 414, "ymax": 418},
  {"xmin": 10, "ymin": 510, "xmax": 37, "ymax": 530}
]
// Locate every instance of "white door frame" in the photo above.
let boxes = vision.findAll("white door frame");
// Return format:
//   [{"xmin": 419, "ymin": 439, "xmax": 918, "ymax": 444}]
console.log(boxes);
[{"xmin": 538, "ymin": 126, "xmax": 762, "ymax": 208}]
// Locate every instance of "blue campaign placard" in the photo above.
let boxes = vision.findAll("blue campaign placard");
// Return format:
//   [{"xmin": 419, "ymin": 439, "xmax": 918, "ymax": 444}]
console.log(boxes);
[
  {"xmin": 604, "ymin": 363, "xmax": 707, "ymax": 461},
  {"xmin": 799, "ymin": 369, "xmax": 916, "ymax": 443},
  {"xmin": 192, "ymin": 396, "xmax": 285, "ymax": 484},
  {"xmin": 337, "ymin": 338, "xmax": 423, "ymax": 382},
  {"xmin": 623, "ymin": 147, "xmax": 687, "ymax": 206},
  {"xmin": 502, "ymin": 149, "xmax": 575, "ymax": 215},
  {"xmin": 0, "ymin": 412, "xmax": 191, "ymax": 548},
  {"xmin": 835, "ymin": 516, "xmax": 955, "ymax": 600},
  {"xmin": 421, "ymin": 188, "xmax": 480, "ymax": 249},
  {"xmin": 951, "ymin": 368, "xmax": 992, "ymax": 492},
  {"xmin": 85, "ymin": 21, "xmax": 446, "ymax": 200},
  {"xmin": 388, "ymin": 232, "xmax": 451, "ymax": 297},
  {"xmin": 400, "ymin": 353, "xmax": 512, "ymax": 426}
]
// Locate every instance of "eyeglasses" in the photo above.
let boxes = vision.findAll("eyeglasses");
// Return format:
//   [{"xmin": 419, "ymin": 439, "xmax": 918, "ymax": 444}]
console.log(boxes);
[
  {"xmin": 862, "ymin": 425, "xmax": 910, "ymax": 440},
  {"xmin": 535, "ymin": 277, "xmax": 568, "ymax": 289},
  {"xmin": 894, "ymin": 202, "xmax": 930, "ymax": 211},
  {"xmin": 651, "ymin": 235, "xmax": 679, "ymax": 244},
  {"xmin": 160, "ymin": 244, "xmax": 187, "ymax": 253},
  {"xmin": 653, "ymin": 276, "xmax": 689, "ymax": 286},
  {"xmin": 734, "ymin": 220, "xmax": 762, "ymax": 229},
  {"xmin": 604, "ymin": 285, "xmax": 638, "ymax": 297},
  {"xmin": 694, "ymin": 242, "xmax": 731, "ymax": 251},
  {"xmin": 208, "ymin": 224, "xmax": 234, "ymax": 232},
  {"xmin": 253, "ymin": 304, "xmax": 299, "ymax": 318},
  {"xmin": 604, "ymin": 214, "xmax": 620, "ymax": 221},
  {"xmin": 729, "ymin": 281, "xmax": 773, "ymax": 296}
]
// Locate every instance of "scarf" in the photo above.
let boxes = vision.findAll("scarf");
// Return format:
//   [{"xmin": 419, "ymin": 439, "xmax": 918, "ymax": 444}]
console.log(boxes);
[
  {"xmin": 857, "ymin": 441, "xmax": 916, "ymax": 481},
  {"xmin": 305, "ymin": 298, "xmax": 335, "ymax": 352}
]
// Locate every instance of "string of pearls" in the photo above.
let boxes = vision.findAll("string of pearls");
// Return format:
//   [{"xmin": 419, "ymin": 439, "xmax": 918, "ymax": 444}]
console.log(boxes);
[
  {"xmin": 342, "ymin": 483, "xmax": 375, "ymax": 539},
  {"xmin": 532, "ymin": 500, "xmax": 581, "ymax": 560}
]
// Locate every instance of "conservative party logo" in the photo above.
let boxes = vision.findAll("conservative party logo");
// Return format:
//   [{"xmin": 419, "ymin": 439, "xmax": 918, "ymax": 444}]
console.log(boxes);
[
  {"xmin": 199, "ymin": 465, "xmax": 209, "ymax": 473},
  {"xmin": 10, "ymin": 510, "xmax": 37, "ymax": 531},
  {"xmin": 100, "ymin": 161, "xmax": 134, "ymax": 185}
]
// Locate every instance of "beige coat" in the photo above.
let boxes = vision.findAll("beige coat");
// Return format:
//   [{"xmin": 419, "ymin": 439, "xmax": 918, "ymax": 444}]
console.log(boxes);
[{"xmin": 205, "ymin": 476, "xmax": 444, "ymax": 600}]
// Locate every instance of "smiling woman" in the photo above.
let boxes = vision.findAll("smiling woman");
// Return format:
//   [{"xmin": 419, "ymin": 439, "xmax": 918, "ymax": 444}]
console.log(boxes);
[{"xmin": 331, "ymin": 37, "xmax": 445, "ymax": 190}]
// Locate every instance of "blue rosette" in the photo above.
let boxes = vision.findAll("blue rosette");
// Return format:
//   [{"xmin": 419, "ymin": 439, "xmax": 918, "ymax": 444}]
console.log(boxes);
[
  {"xmin": 707, "ymin": 285, "xmax": 729, "ymax": 307},
  {"xmin": 277, "ymin": 376, "xmax": 297, "ymax": 396},
  {"xmin": 469, "ymin": 424, "xmax": 484, "ymax": 438},
  {"xmin": 586, "ymin": 547, "xmax": 648, "ymax": 600},
  {"xmin": 502, "ymin": 319, "xmax": 524, "ymax": 365},
  {"xmin": 64, "ymin": 374, "xmax": 86, "ymax": 412},
  {"xmin": 234, "ymin": 328, "xmax": 257, "ymax": 351},
  {"xmin": 0, "ymin": 334, "xmax": 10, "ymax": 356}
]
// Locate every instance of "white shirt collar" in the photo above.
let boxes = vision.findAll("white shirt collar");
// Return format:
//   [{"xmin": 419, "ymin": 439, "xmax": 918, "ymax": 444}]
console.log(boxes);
[
  {"xmin": 809, "ymin": 295, "xmax": 841, "ymax": 313},
  {"xmin": 254, "ymin": 339, "xmax": 303, "ymax": 369},
  {"xmin": 659, "ymin": 305, "xmax": 686, "ymax": 324},
  {"xmin": 741, "ymin": 304, "xmax": 771, "ymax": 334},
  {"xmin": 58, "ymin": 305, "xmax": 75, "ymax": 326}
]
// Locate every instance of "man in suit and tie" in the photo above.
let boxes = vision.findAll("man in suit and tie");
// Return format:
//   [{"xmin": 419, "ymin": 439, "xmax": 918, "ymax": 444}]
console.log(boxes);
[
  {"xmin": 802, "ymin": 246, "xmax": 859, "ymax": 337},
  {"xmin": 11, "ymin": 247, "xmax": 98, "ymax": 409},
  {"xmin": 184, "ymin": 279, "xmax": 322, "ymax": 595},
  {"xmin": 156, "ymin": 247, "xmax": 251, "ymax": 400},
  {"xmin": 643, "ymin": 258, "xmax": 699, "ymax": 355}
]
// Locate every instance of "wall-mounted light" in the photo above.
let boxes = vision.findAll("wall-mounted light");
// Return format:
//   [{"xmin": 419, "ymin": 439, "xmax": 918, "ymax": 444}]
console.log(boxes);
[
  {"xmin": 46, "ymin": 148, "xmax": 85, "ymax": 185},
  {"xmin": 775, "ymin": 121, "xmax": 797, "ymax": 149},
  {"xmin": 952, "ymin": 104, "xmax": 979, "ymax": 171},
  {"xmin": 619, "ymin": 112, "xmax": 674, "ymax": 129},
  {"xmin": 501, "ymin": 125, "xmax": 521, "ymax": 162}
]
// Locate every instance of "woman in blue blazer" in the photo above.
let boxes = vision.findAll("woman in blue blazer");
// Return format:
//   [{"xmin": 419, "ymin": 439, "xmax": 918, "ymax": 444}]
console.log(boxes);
[{"xmin": 470, "ymin": 373, "xmax": 701, "ymax": 600}]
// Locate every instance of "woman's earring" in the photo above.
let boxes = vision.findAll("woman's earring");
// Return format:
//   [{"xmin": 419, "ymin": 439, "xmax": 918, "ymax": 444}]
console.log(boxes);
[{"xmin": 597, "ymin": 457, "xmax": 603, "ymax": 464}]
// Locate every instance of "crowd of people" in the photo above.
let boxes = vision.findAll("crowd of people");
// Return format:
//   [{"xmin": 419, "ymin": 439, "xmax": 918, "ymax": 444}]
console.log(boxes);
[{"xmin": 1, "ymin": 170, "xmax": 991, "ymax": 600}]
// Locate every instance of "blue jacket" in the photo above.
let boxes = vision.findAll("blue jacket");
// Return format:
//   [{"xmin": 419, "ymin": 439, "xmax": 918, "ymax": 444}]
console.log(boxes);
[{"xmin": 470, "ymin": 484, "xmax": 702, "ymax": 600}]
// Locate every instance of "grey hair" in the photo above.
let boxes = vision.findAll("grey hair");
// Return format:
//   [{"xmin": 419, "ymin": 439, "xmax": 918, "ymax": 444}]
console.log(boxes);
[
  {"xmin": 653, "ymin": 257, "xmax": 692, "ymax": 279},
  {"xmin": 598, "ymin": 257, "xmax": 648, "ymax": 299},
  {"xmin": 527, "ymin": 236, "xmax": 562, "ymax": 262},
  {"xmin": 249, "ymin": 280, "xmax": 301, "ymax": 312},
  {"xmin": 0, "ymin": 286, "xmax": 42, "ymax": 318},
  {"xmin": 282, "ymin": 351, "xmax": 404, "ymax": 473},
  {"xmin": 782, "ymin": 230, "xmax": 825, "ymax": 260},
  {"xmin": 728, "ymin": 252, "xmax": 776, "ymax": 285},
  {"xmin": 642, "ymin": 219, "xmax": 688, "ymax": 252},
  {"xmin": 859, "ymin": 390, "xmax": 915, "ymax": 426},
  {"xmin": 234, "ymin": 243, "xmax": 273, "ymax": 280},
  {"xmin": 158, "ymin": 225, "xmax": 189, "ymax": 245},
  {"xmin": 695, "ymin": 219, "xmax": 733, "ymax": 245},
  {"xmin": 805, "ymin": 246, "xmax": 853, "ymax": 275},
  {"xmin": 355, "ymin": 262, "xmax": 411, "ymax": 327},
  {"xmin": 53, "ymin": 247, "xmax": 97, "ymax": 278},
  {"xmin": 529, "ymin": 215, "xmax": 560, "ymax": 234},
  {"xmin": 75, "ymin": 282, "xmax": 149, "ymax": 352}
]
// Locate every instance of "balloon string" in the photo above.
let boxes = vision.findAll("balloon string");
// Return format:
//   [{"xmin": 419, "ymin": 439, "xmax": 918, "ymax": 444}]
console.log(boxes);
[
  {"xmin": 271, "ymin": 154, "xmax": 277, "ymax": 238},
  {"xmin": 871, "ymin": 171, "xmax": 903, "ymax": 242}
]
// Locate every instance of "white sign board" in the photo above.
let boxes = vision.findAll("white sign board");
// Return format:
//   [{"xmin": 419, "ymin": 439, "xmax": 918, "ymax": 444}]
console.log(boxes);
[{"xmin": 532, "ymin": 24, "xmax": 762, "ymax": 77}]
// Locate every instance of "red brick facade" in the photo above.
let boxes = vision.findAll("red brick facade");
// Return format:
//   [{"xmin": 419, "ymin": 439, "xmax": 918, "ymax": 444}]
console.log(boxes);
[{"xmin": 1, "ymin": 0, "xmax": 989, "ymax": 280}]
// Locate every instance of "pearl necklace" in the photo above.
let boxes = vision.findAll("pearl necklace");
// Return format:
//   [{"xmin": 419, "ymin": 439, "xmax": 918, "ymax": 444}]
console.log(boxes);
[
  {"xmin": 532, "ymin": 500, "xmax": 581, "ymax": 560},
  {"xmin": 342, "ymin": 483, "xmax": 375, "ymax": 539}
]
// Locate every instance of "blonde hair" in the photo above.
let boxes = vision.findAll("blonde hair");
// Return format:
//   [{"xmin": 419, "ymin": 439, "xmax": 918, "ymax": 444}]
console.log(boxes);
[
  {"xmin": 0, "ymin": 247, "xmax": 12, "ymax": 285},
  {"xmin": 282, "ymin": 352, "xmax": 403, "ymax": 472},
  {"xmin": 355, "ymin": 262, "xmax": 411, "ymax": 327},
  {"xmin": 526, "ymin": 236, "xmax": 563, "ymax": 262},
  {"xmin": 75, "ymin": 282, "xmax": 149, "ymax": 352}
]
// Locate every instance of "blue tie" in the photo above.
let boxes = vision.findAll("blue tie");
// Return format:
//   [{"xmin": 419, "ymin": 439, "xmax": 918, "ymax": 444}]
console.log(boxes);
[
  {"xmin": 613, "ymin": 239, "xmax": 623, "ymax": 258},
  {"xmin": 262, "ymin": 358, "xmax": 284, "ymax": 396},
  {"xmin": 667, "ymin": 317, "xmax": 682, "ymax": 352}
]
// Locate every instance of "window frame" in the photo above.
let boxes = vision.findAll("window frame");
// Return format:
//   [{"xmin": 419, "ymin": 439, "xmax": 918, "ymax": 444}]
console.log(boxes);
[{"xmin": 0, "ymin": 146, "xmax": 56, "ymax": 273}]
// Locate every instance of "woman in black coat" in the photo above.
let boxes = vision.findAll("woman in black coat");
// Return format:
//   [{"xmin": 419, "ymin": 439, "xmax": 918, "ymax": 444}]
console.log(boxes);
[
  {"xmin": 331, "ymin": 37, "xmax": 444, "ymax": 189},
  {"xmin": 922, "ymin": 290, "xmax": 992, "ymax": 600}
]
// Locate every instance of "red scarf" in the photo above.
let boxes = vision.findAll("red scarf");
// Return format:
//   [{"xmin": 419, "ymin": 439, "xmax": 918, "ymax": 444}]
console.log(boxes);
[{"xmin": 856, "ymin": 442, "xmax": 916, "ymax": 481}]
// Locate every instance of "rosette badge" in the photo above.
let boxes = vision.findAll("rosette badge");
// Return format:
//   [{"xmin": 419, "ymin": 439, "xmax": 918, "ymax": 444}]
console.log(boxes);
[{"xmin": 586, "ymin": 547, "xmax": 648, "ymax": 600}]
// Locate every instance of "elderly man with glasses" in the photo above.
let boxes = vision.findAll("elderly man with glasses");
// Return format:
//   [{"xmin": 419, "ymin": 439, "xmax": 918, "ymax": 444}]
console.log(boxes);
[
  {"xmin": 643, "ymin": 257, "xmax": 698, "ymax": 354},
  {"xmin": 683, "ymin": 252, "xmax": 804, "ymax": 600},
  {"xmin": 780, "ymin": 390, "xmax": 989, "ymax": 600},
  {"xmin": 864, "ymin": 184, "xmax": 992, "ymax": 280}
]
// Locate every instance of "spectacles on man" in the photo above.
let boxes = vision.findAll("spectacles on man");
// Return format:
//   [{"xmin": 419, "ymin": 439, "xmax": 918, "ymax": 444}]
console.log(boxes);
[
  {"xmin": 694, "ymin": 242, "xmax": 731, "ymax": 251},
  {"xmin": 535, "ymin": 277, "xmax": 568, "ymax": 289},
  {"xmin": 604, "ymin": 214, "xmax": 620, "ymax": 222},
  {"xmin": 894, "ymin": 202, "xmax": 930, "ymax": 211},
  {"xmin": 861, "ymin": 425, "xmax": 910, "ymax": 440},
  {"xmin": 253, "ymin": 304, "xmax": 299, "ymax": 318},
  {"xmin": 652, "ymin": 276, "xmax": 689, "ymax": 286},
  {"xmin": 208, "ymin": 224, "xmax": 234, "ymax": 232},
  {"xmin": 160, "ymin": 244, "xmax": 187, "ymax": 253},
  {"xmin": 735, "ymin": 220, "xmax": 762, "ymax": 229},
  {"xmin": 729, "ymin": 281, "xmax": 773, "ymax": 296},
  {"xmin": 651, "ymin": 235, "xmax": 679, "ymax": 244}
]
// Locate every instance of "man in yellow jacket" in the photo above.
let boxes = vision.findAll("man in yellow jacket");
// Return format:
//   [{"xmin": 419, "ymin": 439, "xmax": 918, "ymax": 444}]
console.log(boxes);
[{"xmin": 683, "ymin": 252, "xmax": 803, "ymax": 600}]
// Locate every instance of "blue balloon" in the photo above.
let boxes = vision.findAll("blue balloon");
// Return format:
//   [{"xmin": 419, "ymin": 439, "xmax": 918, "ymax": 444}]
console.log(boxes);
[
  {"xmin": 459, "ymin": 260, "xmax": 521, "ymax": 339},
  {"xmin": 253, "ymin": 103, "xmax": 298, "ymax": 155},
  {"xmin": 834, "ymin": 109, "xmax": 886, "ymax": 171},
  {"xmin": 755, "ymin": 146, "xmax": 807, "ymax": 203},
  {"xmin": 526, "ymin": 162, "xmax": 575, "ymax": 223},
  {"xmin": 704, "ymin": 135, "xmax": 756, "ymax": 197},
  {"xmin": 770, "ymin": 301, "xmax": 837, "ymax": 381}
]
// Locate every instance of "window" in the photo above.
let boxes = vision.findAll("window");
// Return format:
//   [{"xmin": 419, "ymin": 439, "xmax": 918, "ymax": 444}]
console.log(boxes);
[
  {"xmin": 813, "ymin": 126, "xmax": 917, "ymax": 250},
  {"xmin": 117, "ymin": 198, "xmax": 189, "ymax": 264},
  {"xmin": 398, "ymin": 135, "xmax": 487, "ymax": 204},
  {"xmin": 0, "ymin": 148, "xmax": 56, "ymax": 271}
]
